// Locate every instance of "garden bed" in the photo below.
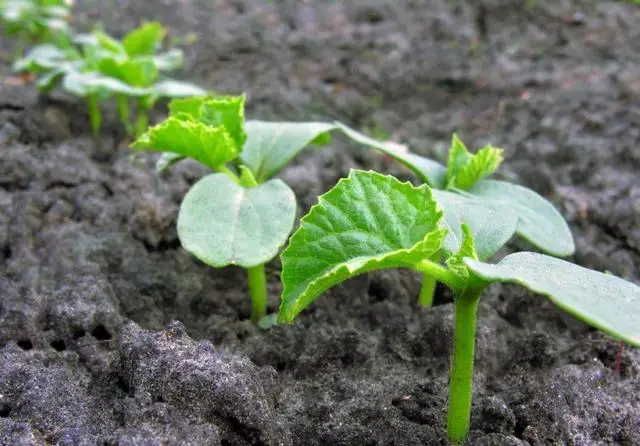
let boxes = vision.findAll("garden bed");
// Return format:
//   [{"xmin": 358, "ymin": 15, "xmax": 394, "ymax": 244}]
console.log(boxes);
[{"xmin": 1, "ymin": 1, "xmax": 639, "ymax": 444}]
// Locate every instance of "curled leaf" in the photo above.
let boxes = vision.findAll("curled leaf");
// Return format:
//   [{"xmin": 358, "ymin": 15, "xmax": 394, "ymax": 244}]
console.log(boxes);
[{"xmin": 133, "ymin": 118, "xmax": 238, "ymax": 170}]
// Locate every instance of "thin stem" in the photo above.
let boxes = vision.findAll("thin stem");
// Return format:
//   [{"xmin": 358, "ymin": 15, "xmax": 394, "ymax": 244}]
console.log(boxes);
[
  {"xmin": 247, "ymin": 264, "xmax": 268, "ymax": 324},
  {"xmin": 418, "ymin": 253, "xmax": 442, "ymax": 307},
  {"xmin": 117, "ymin": 95, "xmax": 133, "ymax": 136},
  {"xmin": 415, "ymin": 258, "xmax": 463, "ymax": 291},
  {"xmin": 447, "ymin": 287, "xmax": 484, "ymax": 444},
  {"xmin": 419, "ymin": 273, "xmax": 438, "ymax": 307},
  {"xmin": 87, "ymin": 95, "xmax": 102, "ymax": 137},
  {"xmin": 134, "ymin": 107, "xmax": 149, "ymax": 139}
]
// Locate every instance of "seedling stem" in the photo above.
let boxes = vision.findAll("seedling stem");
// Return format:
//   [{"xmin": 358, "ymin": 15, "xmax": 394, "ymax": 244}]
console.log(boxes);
[
  {"xmin": 419, "ymin": 254, "xmax": 441, "ymax": 307},
  {"xmin": 248, "ymin": 264, "xmax": 268, "ymax": 323},
  {"xmin": 448, "ymin": 286, "xmax": 484, "ymax": 443},
  {"xmin": 135, "ymin": 99, "xmax": 149, "ymax": 139},
  {"xmin": 87, "ymin": 94, "xmax": 102, "ymax": 136},
  {"xmin": 117, "ymin": 95, "xmax": 133, "ymax": 136}
]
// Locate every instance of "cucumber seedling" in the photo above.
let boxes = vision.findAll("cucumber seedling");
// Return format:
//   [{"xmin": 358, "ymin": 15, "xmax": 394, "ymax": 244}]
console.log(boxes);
[
  {"xmin": 338, "ymin": 125, "xmax": 575, "ymax": 307},
  {"xmin": 1, "ymin": 0, "xmax": 73, "ymax": 57},
  {"xmin": 133, "ymin": 95, "xmax": 359, "ymax": 324},
  {"xmin": 14, "ymin": 21, "xmax": 205, "ymax": 136},
  {"xmin": 277, "ymin": 169, "xmax": 640, "ymax": 443}
]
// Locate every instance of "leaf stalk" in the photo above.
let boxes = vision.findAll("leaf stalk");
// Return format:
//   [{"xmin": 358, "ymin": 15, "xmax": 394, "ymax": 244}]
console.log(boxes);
[{"xmin": 247, "ymin": 264, "xmax": 268, "ymax": 323}]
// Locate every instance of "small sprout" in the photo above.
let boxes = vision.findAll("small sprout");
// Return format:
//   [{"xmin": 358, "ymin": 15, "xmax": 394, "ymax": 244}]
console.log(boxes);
[
  {"xmin": 1, "ymin": 0, "xmax": 73, "ymax": 57},
  {"xmin": 133, "ymin": 95, "xmax": 352, "ymax": 324},
  {"xmin": 278, "ymin": 169, "xmax": 640, "ymax": 443},
  {"xmin": 338, "ymin": 126, "xmax": 575, "ymax": 307},
  {"xmin": 13, "ymin": 21, "xmax": 206, "ymax": 137}
]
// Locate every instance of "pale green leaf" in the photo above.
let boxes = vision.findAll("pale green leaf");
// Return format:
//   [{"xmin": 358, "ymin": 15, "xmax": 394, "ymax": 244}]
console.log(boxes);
[
  {"xmin": 454, "ymin": 144, "xmax": 503, "ymax": 190},
  {"xmin": 433, "ymin": 189, "xmax": 518, "ymax": 260},
  {"xmin": 468, "ymin": 179, "xmax": 575, "ymax": 257},
  {"xmin": 149, "ymin": 80, "xmax": 207, "ymax": 98},
  {"xmin": 241, "ymin": 121, "xmax": 338, "ymax": 182},
  {"xmin": 466, "ymin": 253, "xmax": 640, "ymax": 347},
  {"xmin": 177, "ymin": 174, "xmax": 296, "ymax": 268},
  {"xmin": 279, "ymin": 170, "xmax": 447, "ymax": 322},
  {"xmin": 132, "ymin": 118, "xmax": 238, "ymax": 170},
  {"xmin": 155, "ymin": 152, "xmax": 186, "ymax": 172},
  {"xmin": 335, "ymin": 122, "xmax": 447, "ymax": 187},
  {"xmin": 123, "ymin": 22, "xmax": 165, "ymax": 57},
  {"xmin": 153, "ymin": 49, "xmax": 183, "ymax": 71},
  {"xmin": 62, "ymin": 72, "xmax": 147, "ymax": 97}
]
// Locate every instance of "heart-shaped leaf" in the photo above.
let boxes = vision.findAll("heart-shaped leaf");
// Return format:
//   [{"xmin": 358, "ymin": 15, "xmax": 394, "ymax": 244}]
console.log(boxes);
[
  {"xmin": 336, "ymin": 123, "xmax": 447, "ymax": 187},
  {"xmin": 466, "ymin": 252, "xmax": 640, "ymax": 347},
  {"xmin": 433, "ymin": 190, "xmax": 518, "ymax": 260},
  {"xmin": 133, "ymin": 118, "xmax": 238, "ymax": 170},
  {"xmin": 279, "ymin": 170, "xmax": 447, "ymax": 322},
  {"xmin": 178, "ymin": 173, "xmax": 296, "ymax": 268},
  {"xmin": 241, "ymin": 121, "xmax": 338, "ymax": 182},
  {"xmin": 468, "ymin": 180, "xmax": 575, "ymax": 257},
  {"xmin": 123, "ymin": 22, "xmax": 166, "ymax": 57}
]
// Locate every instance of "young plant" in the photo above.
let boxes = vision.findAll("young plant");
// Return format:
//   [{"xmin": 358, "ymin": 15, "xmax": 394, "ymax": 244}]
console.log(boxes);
[
  {"xmin": 133, "ymin": 95, "xmax": 357, "ymax": 324},
  {"xmin": 277, "ymin": 169, "xmax": 640, "ymax": 444},
  {"xmin": 337, "ymin": 125, "xmax": 575, "ymax": 307},
  {"xmin": 0, "ymin": 0, "xmax": 72, "ymax": 57},
  {"xmin": 13, "ymin": 21, "xmax": 205, "ymax": 136}
]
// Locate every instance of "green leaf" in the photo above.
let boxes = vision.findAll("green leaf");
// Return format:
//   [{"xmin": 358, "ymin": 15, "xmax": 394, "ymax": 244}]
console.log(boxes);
[
  {"xmin": 177, "ymin": 174, "xmax": 297, "ymax": 268},
  {"xmin": 12, "ymin": 43, "xmax": 75, "ymax": 72},
  {"xmin": 155, "ymin": 152, "xmax": 186, "ymax": 172},
  {"xmin": 97, "ymin": 57, "xmax": 158, "ymax": 87},
  {"xmin": 468, "ymin": 180, "xmax": 575, "ymax": 257},
  {"xmin": 466, "ymin": 253, "xmax": 640, "ymax": 347},
  {"xmin": 446, "ymin": 224, "xmax": 478, "ymax": 285},
  {"xmin": 446, "ymin": 133, "xmax": 473, "ymax": 186},
  {"xmin": 433, "ymin": 189, "xmax": 518, "ymax": 260},
  {"xmin": 454, "ymin": 144, "xmax": 503, "ymax": 190},
  {"xmin": 153, "ymin": 49, "xmax": 183, "ymax": 71},
  {"xmin": 123, "ymin": 22, "xmax": 166, "ymax": 57},
  {"xmin": 168, "ymin": 96, "xmax": 208, "ymax": 119},
  {"xmin": 36, "ymin": 67, "xmax": 65, "ymax": 92},
  {"xmin": 198, "ymin": 95, "xmax": 246, "ymax": 150},
  {"xmin": 132, "ymin": 117, "xmax": 238, "ymax": 170},
  {"xmin": 278, "ymin": 170, "xmax": 447, "ymax": 322},
  {"xmin": 62, "ymin": 72, "xmax": 147, "ymax": 97},
  {"xmin": 335, "ymin": 122, "xmax": 447, "ymax": 188},
  {"xmin": 93, "ymin": 30, "xmax": 126, "ymax": 55},
  {"xmin": 149, "ymin": 80, "xmax": 207, "ymax": 98},
  {"xmin": 241, "ymin": 121, "xmax": 337, "ymax": 182}
]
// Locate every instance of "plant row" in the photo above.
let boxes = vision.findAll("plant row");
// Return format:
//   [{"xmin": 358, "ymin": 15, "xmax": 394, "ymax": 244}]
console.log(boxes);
[{"xmin": 2, "ymin": 4, "xmax": 639, "ymax": 444}]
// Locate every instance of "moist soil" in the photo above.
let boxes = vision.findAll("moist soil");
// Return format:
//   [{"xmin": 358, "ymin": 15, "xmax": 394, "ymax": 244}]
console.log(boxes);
[{"xmin": 1, "ymin": 1, "xmax": 639, "ymax": 445}]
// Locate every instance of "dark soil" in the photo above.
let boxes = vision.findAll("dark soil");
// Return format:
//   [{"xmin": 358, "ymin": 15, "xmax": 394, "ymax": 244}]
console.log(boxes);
[{"xmin": 1, "ymin": 1, "xmax": 639, "ymax": 445}]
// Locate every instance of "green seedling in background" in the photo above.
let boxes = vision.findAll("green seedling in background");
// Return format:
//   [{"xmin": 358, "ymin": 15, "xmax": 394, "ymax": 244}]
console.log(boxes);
[
  {"xmin": 13, "ymin": 21, "xmax": 205, "ymax": 136},
  {"xmin": 337, "ymin": 126, "xmax": 575, "ymax": 307},
  {"xmin": 0, "ymin": 0, "xmax": 72, "ymax": 57},
  {"xmin": 277, "ymin": 169, "xmax": 640, "ymax": 444},
  {"xmin": 133, "ymin": 95, "xmax": 354, "ymax": 324}
]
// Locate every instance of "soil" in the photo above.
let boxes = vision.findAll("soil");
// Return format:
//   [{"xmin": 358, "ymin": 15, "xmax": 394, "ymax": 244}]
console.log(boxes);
[{"xmin": 1, "ymin": 1, "xmax": 639, "ymax": 445}]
